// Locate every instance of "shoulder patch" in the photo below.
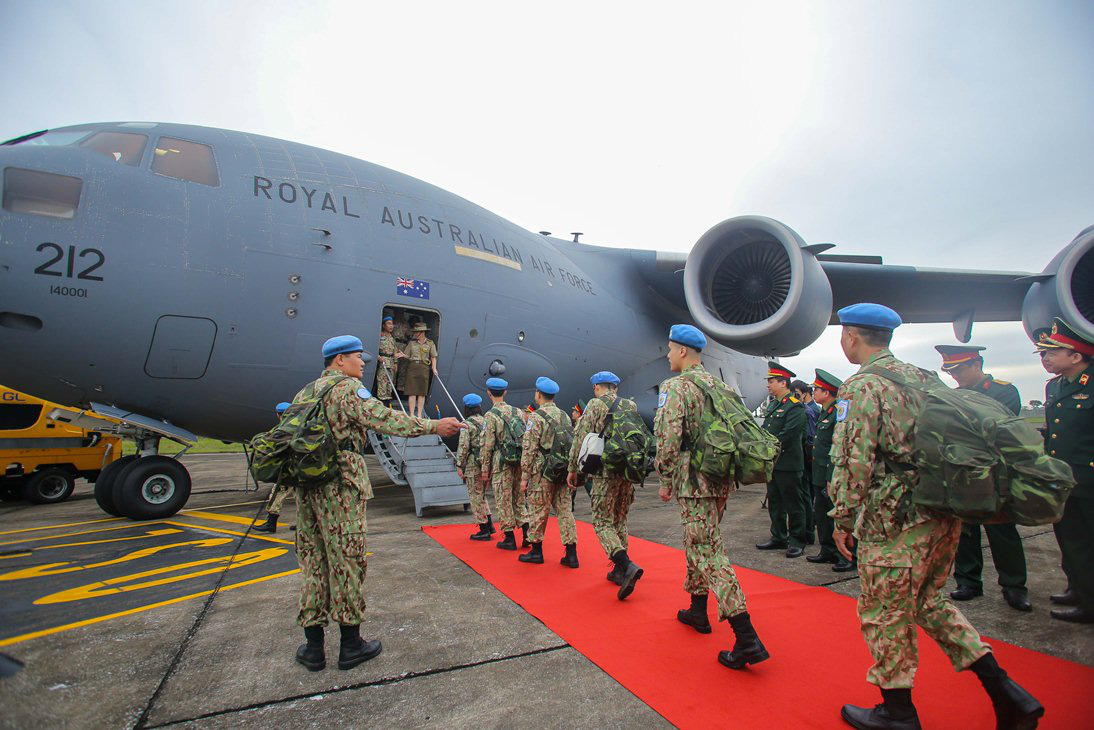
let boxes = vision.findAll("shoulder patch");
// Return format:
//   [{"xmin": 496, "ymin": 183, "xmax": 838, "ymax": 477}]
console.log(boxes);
[
  {"xmin": 658, "ymin": 392, "xmax": 667, "ymax": 408},
  {"xmin": 835, "ymin": 399, "xmax": 850, "ymax": 422},
  {"xmin": 525, "ymin": 419, "xmax": 534, "ymax": 431},
  {"xmin": 357, "ymin": 387, "xmax": 372, "ymax": 400}
]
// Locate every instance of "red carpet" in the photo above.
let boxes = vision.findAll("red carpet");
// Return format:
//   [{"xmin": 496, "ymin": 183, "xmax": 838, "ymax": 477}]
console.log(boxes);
[{"xmin": 425, "ymin": 520, "xmax": 1094, "ymax": 729}]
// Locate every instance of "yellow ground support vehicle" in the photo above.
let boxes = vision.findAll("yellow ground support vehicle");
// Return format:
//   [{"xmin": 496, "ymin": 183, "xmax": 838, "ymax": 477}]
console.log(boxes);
[{"xmin": 0, "ymin": 385, "xmax": 122, "ymax": 504}]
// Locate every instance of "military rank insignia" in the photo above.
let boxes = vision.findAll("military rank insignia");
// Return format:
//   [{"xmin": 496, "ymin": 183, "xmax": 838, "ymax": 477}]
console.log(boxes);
[
  {"xmin": 1081, "ymin": 374, "xmax": 1089, "ymax": 386},
  {"xmin": 357, "ymin": 387, "xmax": 372, "ymax": 399},
  {"xmin": 835, "ymin": 399, "xmax": 850, "ymax": 422}
]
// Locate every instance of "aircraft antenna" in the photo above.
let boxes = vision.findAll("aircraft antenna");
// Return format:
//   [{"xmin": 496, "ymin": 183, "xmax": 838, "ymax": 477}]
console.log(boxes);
[{"xmin": 571, "ymin": 232, "xmax": 583, "ymax": 242}]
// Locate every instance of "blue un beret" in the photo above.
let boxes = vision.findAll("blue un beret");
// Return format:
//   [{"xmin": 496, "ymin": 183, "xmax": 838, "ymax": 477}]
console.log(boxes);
[
  {"xmin": 322, "ymin": 335, "xmax": 365, "ymax": 358},
  {"xmin": 462, "ymin": 393, "xmax": 483, "ymax": 407},
  {"xmin": 590, "ymin": 371, "xmax": 620, "ymax": 385},
  {"xmin": 669, "ymin": 324, "xmax": 707, "ymax": 351},
  {"xmin": 837, "ymin": 303, "xmax": 902, "ymax": 332},
  {"xmin": 382, "ymin": 315, "xmax": 393, "ymax": 322},
  {"xmin": 275, "ymin": 402, "xmax": 291, "ymax": 415},
  {"xmin": 485, "ymin": 377, "xmax": 508, "ymax": 390},
  {"xmin": 535, "ymin": 376, "xmax": 560, "ymax": 395}
]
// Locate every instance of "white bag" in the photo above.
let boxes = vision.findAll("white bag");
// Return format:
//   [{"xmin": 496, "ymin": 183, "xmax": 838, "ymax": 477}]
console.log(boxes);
[{"xmin": 577, "ymin": 432, "xmax": 604, "ymax": 474}]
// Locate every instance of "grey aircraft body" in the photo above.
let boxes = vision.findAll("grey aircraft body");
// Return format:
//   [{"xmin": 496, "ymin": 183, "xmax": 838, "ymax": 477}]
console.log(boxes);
[{"xmin": 1, "ymin": 121, "xmax": 1091, "ymax": 519}]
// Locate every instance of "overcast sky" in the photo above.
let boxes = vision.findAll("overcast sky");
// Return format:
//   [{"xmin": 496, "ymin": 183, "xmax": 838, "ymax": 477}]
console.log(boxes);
[{"xmin": 3, "ymin": 0, "xmax": 1091, "ymax": 401}]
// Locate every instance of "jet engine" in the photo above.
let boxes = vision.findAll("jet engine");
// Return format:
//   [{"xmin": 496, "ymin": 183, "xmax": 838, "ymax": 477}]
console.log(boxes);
[
  {"xmin": 683, "ymin": 216, "xmax": 832, "ymax": 356},
  {"xmin": 1021, "ymin": 225, "xmax": 1094, "ymax": 343}
]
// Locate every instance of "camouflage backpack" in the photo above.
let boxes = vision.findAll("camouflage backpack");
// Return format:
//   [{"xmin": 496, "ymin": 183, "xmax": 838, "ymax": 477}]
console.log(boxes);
[
  {"xmin": 535, "ymin": 408, "xmax": 574, "ymax": 483},
  {"xmin": 601, "ymin": 397, "xmax": 655, "ymax": 484},
  {"xmin": 247, "ymin": 377, "xmax": 351, "ymax": 490},
  {"xmin": 496, "ymin": 405, "xmax": 526, "ymax": 465},
  {"xmin": 683, "ymin": 373, "xmax": 781, "ymax": 484},
  {"xmin": 864, "ymin": 366, "xmax": 1075, "ymax": 526}
]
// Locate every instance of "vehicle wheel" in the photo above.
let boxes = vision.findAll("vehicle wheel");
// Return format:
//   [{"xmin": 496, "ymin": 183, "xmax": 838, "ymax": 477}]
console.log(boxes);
[
  {"xmin": 22, "ymin": 468, "xmax": 76, "ymax": 504},
  {"xmin": 1, "ymin": 481, "xmax": 25, "ymax": 502},
  {"xmin": 114, "ymin": 456, "xmax": 192, "ymax": 520},
  {"xmin": 94, "ymin": 455, "xmax": 138, "ymax": 517}
]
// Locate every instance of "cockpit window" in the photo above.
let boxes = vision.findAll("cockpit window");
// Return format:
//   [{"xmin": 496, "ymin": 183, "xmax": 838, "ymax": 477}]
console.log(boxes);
[
  {"xmin": 2, "ymin": 168, "xmax": 83, "ymax": 219},
  {"xmin": 151, "ymin": 137, "xmax": 219, "ymax": 186},
  {"xmin": 79, "ymin": 132, "xmax": 148, "ymax": 166},
  {"xmin": 3, "ymin": 129, "xmax": 92, "ymax": 147}
]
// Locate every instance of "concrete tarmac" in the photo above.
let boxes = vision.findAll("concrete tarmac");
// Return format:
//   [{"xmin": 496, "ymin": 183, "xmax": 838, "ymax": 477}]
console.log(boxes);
[{"xmin": 0, "ymin": 453, "xmax": 1090, "ymax": 729}]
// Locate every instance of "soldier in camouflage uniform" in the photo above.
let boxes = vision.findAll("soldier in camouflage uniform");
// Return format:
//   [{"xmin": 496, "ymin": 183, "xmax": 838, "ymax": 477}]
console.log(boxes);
[
  {"xmin": 567, "ymin": 371, "xmax": 642, "ymax": 593},
  {"xmin": 254, "ymin": 401, "xmax": 294, "ymax": 534},
  {"xmin": 392, "ymin": 311, "xmax": 411, "ymax": 395},
  {"xmin": 756, "ymin": 363, "xmax": 809, "ymax": 557},
  {"xmin": 935, "ymin": 345, "xmax": 1031, "ymax": 612},
  {"xmin": 829, "ymin": 304, "xmax": 1042, "ymax": 730},
  {"xmin": 655, "ymin": 325, "xmax": 769, "ymax": 670},
  {"xmin": 457, "ymin": 393, "xmax": 494, "ymax": 540},
  {"xmin": 519, "ymin": 377, "xmax": 579, "ymax": 566},
  {"xmin": 375, "ymin": 315, "xmax": 399, "ymax": 405},
  {"xmin": 292, "ymin": 335, "xmax": 462, "ymax": 673},
  {"xmin": 480, "ymin": 377, "xmax": 530, "ymax": 550}
]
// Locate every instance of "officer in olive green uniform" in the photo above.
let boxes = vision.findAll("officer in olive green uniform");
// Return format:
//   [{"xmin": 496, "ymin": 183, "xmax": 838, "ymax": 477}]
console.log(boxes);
[
  {"xmin": 756, "ymin": 363, "xmax": 809, "ymax": 557},
  {"xmin": 457, "ymin": 393, "xmax": 494, "ymax": 540},
  {"xmin": 935, "ymin": 345, "xmax": 1031, "ymax": 612},
  {"xmin": 292, "ymin": 336, "xmax": 462, "ymax": 673},
  {"xmin": 1038, "ymin": 317, "xmax": 1094, "ymax": 624},
  {"xmin": 805, "ymin": 370, "xmax": 853, "ymax": 571},
  {"xmin": 830, "ymin": 305, "xmax": 1041, "ymax": 730}
]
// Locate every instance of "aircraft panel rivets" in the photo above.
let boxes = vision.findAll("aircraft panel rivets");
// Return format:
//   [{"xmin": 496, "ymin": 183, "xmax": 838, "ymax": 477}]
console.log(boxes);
[
  {"xmin": 517, "ymin": 330, "xmax": 526, "ymax": 342},
  {"xmin": 289, "ymin": 274, "xmax": 301, "ymax": 284},
  {"xmin": 286, "ymin": 308, "xmax": 298, "ymax": 318},
  {"xmin": 288, "ymin": 292, "xmax": 300, "ymax": 301}
]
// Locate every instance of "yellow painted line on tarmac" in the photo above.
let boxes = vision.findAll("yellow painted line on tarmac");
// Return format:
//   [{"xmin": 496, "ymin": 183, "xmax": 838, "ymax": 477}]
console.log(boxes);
[
  {"xmin": 33, "ymin": 528, "xmax": 185, "ymax": 551},
  {"xmin": 0, "ymin": 538, "xmax": 234, "ymax": 582},
  {"xmin": 0, "ymin": 568, "xmax": 300, "ymax": 648},
  {"xmin": 0, "ymin": 552, "xmax": 32, "ymax": 560},
  {"xmin": 179, "ymin": 499, "xmax": 265, "ymax": 513},
  {"xmin": 0, "ymin": 522, "xmax": 165, "ymax": 547},
  {"xmin": 182, "ymin": 510, "xmax": 265, "ymax": 527},
  {"xmin": 165, "ymin": 521, "xmax": 295, "ymax": 546},
  {"xmin": 0, "ymin": 515, "xmax": 125, "ymax": 536}
]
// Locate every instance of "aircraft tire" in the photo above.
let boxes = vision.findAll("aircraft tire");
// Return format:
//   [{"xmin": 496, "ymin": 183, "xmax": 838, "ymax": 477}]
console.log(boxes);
[
  {"xmin": 22, "ymin": 468, "xmax": 76, "ymax": 505},
  {"xmin": 94, "ymin": 455, "xmax": 138, "ymax": 517},
  {"xmin": 114, "ymin": 456, "xmax": 192, "ymax": 521}
]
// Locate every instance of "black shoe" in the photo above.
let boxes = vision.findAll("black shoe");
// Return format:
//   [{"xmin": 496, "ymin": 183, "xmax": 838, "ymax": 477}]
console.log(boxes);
[
  {"xmin": 606, "ymin": 566, "xmax": 624, "ymax": 585},
  {"xmin": 520, "ymin": 523, "xmax": 530, "ymax": 548},
  {"xmin": 559, "ymin": 543, "xmax": 579, "ymax": 569},
  {"xmin": 839, "ymin": 703, "xmax": 921, "ymax": 730},
  {"xmin": 833, "ymin": 557, "xmax": 855, "ymax": 573},
  {"xmin": 807, "ymin": 552, "xmax": 838, "ymax": 564},
  {"xmin": 1002, "ymin": 588, "xmax": 1032, "ymax": 612},
  {"xmin": 469, "ymin": 523, "xmax": 492, "ymax": 541},
  {"xmin": 617, "ymin": 561, "xmax": 643, "ymax": 600},
  {"xmin": 718, "ymin": 612, "xmax": 769, "ymax": 669},
  {"xmin": 338, "ymin": 638, "xmax": 382, "ymax": 670},
  {"xmin": 677, "ymin": 607, "xmax": 712, "ymax": 634},
  {"xmin": 253, "ymin": 513, "xmax": 278, "ymax": 533},
  {"xmin": 495, "ymin": 531, "xmax": 517, "ymax": 550},
  {"xmin": 970, "ymin": 654, "xmax": 1044, "ymax": 730},
  {"xmin": 785, "ymin": 546, "xmax": 804, "ymax": 558},
  {"xmin": 518, "ymin": 542, "xmax": 544, "ymax": 564},
  {"xmin": 755, "ymin": 539, "xmax": 788, "ymax": 550},
  {"xmin": 1050, "ymin": 588, "xmax": 1078, "ymax": 606},
  {"xmin": 1050, "ymin": 606, "xmax": 1094, "ymax": 624},
  {"xmin": 295, "ymin": 642, "xmax": 325, "ymax": 671},
  {"xmin": 949, "ymin": 585, "xmax": 983, "ymax": 601},
  {"xmin": 486, "ymin": 516, "xmax": 497, "ymax": 535}
]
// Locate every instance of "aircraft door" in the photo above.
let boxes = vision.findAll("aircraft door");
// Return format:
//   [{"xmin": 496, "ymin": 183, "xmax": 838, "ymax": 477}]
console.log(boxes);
[{"xmin": 144, "ymin": 315, "xmax": 217, "ymax": 379}]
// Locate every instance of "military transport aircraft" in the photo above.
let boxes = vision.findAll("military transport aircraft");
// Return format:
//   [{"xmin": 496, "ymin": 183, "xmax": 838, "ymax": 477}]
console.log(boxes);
[{"xmin": 1, "ymin": 122, "xmax": 1090, "ymax": 520}]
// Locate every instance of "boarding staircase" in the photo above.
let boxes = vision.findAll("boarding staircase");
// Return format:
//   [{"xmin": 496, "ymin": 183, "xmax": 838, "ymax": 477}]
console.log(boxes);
[{"xmin": 367, "ymin": 430, "xmax": 470, "ymax": 517}]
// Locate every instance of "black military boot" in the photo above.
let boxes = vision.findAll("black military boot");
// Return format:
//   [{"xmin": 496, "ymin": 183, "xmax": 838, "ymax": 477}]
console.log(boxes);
[
  {"xmin": 833, "ymin": 556, "xmax": 855, "ymax": 572},
  {"xmin": 338, "ymin": 624, "xmax": 382, "ymax": 670},
  {"xmin": 969, "ymin": 653, "xmax": 1044, "ymax": 729},
  {"xmin": 677, "ymin": 593, "xmax": 712, "ymax": 634},
  {"xmin": 495, "ymin": 530, "xmax": 517, "ymax": 550},
  {"xmin": 560, "ymin": 543, "xmax": 579, "ymax": 568},
  {"xmin": 520, "ymin": 523, "xmax": 531, "ymax": 548},
  {"xmin": 295, "ymin": 625, "xmax": 325, "ymax": 672},
  {"xmin": 485, "ymin": 514, "xmax": 497, "ymax": 535},
  {"xmin": 614, "ymin": 550, "xmax": 644, "ymax": 600},
  {"xmin": 469, "ymin": 522, "xmax": 492, "ymax": 541},
  {"xmin": 253, "ymin": 512, "xmax": 278, "ymax": 534},
  {"xmin": 518, "ymin": 542, "xmax": 544, "ymax": 564},
  {"xmin": 606, "ymin": 562, "xmax": 624, "ymax": 584},
  {"xmin": 718, "ymin": 612, "xmax": 770, "ymax": 669},
  {"xmin": 840, "ymin": 689, "xmax": 921, "ymax": 730}
]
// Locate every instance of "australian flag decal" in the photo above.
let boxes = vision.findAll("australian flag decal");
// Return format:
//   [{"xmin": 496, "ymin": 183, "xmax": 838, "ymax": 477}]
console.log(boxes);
[{"xmin": 396, "ymin": 276, "xmax": 430, "ymax": 299}]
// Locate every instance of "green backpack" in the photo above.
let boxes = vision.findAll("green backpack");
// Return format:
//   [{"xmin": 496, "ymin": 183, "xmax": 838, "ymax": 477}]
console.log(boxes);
[
  {"xmin": 496, "ymin": 406, "xmax": 526, "ymax": 465},
  {"xmin": 683, "ymin": 373, "xmax": 781, "ymax": 484},
  {"xmin": 248, "ymin": 377, "xmax": 350, "ymax": 489},
  {"xmin": 602, "ymin": 398, "xmax": 655, "ymax": 483},
  {"xmin": 864, "ymin": 366, "xmax": 1075, "ymax": 526},
  {"xmin": 536, "ymin": 409, "xmax": 574, "ymax": 483}
]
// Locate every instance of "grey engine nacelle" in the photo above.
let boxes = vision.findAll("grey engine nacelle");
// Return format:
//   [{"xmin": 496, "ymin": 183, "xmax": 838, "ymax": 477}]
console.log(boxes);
[
  {"xmin": 683, "ymin": 216, "xmax": 833, "ymax": 357},
  {"xmin": 1021, "ymin": 225, "xmax": 1094, "ymax": 344}
]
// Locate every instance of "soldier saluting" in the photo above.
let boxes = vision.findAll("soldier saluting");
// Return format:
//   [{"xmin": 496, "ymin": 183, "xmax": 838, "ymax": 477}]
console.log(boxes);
[
  {"xmin": 934, "ymin": 345, "xmax": 1030, "ymax": 612},
  {"xmin": 829, "ymin": 304, "xmax": 1041, "ymax": 730},
  {"xmin": 291, "ymin": 336, "xmax": 461, "ymax": 672}
]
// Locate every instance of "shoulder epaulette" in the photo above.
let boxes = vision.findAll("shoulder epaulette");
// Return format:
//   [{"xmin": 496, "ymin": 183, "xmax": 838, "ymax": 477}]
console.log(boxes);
[
  {"xmin": 993, "ymin": 379, "xmax": 1011, "ymax": 386},
  {"xmin": 788, "ymin": 396, "xmax": 799, "ymax": 403}
]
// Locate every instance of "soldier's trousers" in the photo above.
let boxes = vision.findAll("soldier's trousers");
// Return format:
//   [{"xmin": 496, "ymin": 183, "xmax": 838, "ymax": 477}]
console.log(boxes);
[
  {"xmin": 954, "ymin": 522, "xmax": 1027, "ymax": 593},
  {"xmin": 589, "ymin": 475, "xmax": 635, "ymax": 558},
  {"xmin": 857, "ymin": 517, "xmax": 990, "ymax": 688},
  {"xmin": 767, "ymin": 470, "xmax": 809, "ymax": 548},
  {"xmin": 266, "ymin": 484, "xmax": 291, "ymax": 515},
  {"xmin": 800, "ymin": 457, "xmax": 815, "ymax": 537},
  {"xmin": 295, "ymin": 480, "xmax": 368, "ymax": 627},
  {"xmin": 464, "ymin": 464, "xmax": 490, "ymax": 524},
  {"xmin": 527, "ymin": 477, "xmax": 577, "ymax": 545},
  {"xmin": 1053, "ymin": 496, "xmax": 1094, "ymax": 611},
  {"xmin": 813, "ymin": 481, "xmax": 838, "ymax": 557},
  {"xmin": 490, "ymin": 463, "xmax": 524, "ymax": 532},
  {"xmin": 678, "ymin": 495, "xmax": 747, "ymax": 620},
  {"xmin": 375, "ymin": 357, "xmax": 395, "ymax": 401}
]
